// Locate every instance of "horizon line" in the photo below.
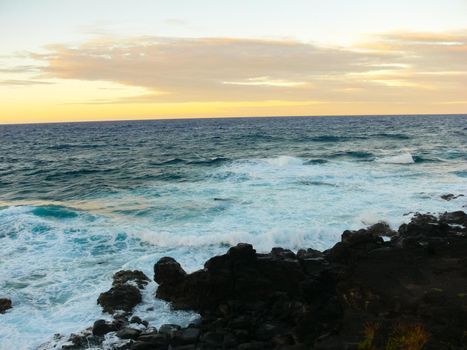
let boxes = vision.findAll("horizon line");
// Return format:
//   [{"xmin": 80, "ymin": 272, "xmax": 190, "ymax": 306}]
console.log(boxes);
[{"xmin": 1, "ymin": 112, "xmax": 466, "ymax": 126}]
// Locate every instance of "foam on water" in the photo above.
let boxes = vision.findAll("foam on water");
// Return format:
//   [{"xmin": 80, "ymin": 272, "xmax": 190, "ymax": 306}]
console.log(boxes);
[
  {"xmin": 0, "ymin": 115, "xmax": 466, "ymax": 349},
  {"xmin": 0, "ymin": 205, "xmax": 199, "ymax": 349},
  {"xmin": 376, "ymin": 152, "xmax": 415, "ymax": 164}
]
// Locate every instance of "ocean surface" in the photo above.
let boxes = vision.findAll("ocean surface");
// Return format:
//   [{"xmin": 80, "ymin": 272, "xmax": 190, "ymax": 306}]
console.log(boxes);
[{"xmin": 0, "ymin": 115, "xmax": 466, "ymax": 349}]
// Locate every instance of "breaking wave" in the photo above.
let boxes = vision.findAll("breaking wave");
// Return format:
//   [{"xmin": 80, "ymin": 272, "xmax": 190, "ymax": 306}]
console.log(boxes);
[{"xmin": 376, "ymin": 152, "xmax": 415, "ymax": 164}]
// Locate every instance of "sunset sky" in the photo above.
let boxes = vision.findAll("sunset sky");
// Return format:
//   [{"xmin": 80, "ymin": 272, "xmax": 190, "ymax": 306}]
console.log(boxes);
[{"xmin": 1, "ymin": 0, "xmax": 466, "ymax": 124}]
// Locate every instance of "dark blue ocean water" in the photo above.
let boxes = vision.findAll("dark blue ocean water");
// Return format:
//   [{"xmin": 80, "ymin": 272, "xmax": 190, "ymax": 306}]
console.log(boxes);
[
  {"xmin": 0, "ymin": 115, "xmax": 466, "ymax": 349},
  {"xmin": 1, "ymin": 115, "xmax": 465, "ymax": 203}
]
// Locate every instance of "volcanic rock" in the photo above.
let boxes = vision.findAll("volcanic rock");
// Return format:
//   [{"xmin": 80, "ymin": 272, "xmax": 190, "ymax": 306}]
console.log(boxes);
[
  {"xmin": 153, "ymin": 211, "xmax": 467, "ymax": 349},
  {"xmin": 0, "ymin": 298, "xmax": 12, "ymax": 314},
  {"xmin": 97, "ymin": 270, "xmax": 149, "ymax": 314}
]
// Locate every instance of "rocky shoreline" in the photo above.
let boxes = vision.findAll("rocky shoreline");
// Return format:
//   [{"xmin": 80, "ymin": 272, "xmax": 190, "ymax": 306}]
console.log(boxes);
[{"xmin": 41, "ymin": 211, "xmax": 466, "ymax": 349}]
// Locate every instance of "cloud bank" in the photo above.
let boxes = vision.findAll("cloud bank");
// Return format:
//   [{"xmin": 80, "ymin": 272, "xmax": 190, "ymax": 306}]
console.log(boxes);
[{"xmin": 24, "ymin": 31, "xmax": 467, "ymax": 107}]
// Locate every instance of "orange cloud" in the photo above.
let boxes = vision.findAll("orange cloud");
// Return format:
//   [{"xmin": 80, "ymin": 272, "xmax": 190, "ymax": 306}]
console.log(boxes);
[
  {"xmin": 27, "ymin": 33, "xmax": 466, "ymax": 104},
  {"xmin": 0, "ymin": 31, "xmax": 466, "ymax": 123}
]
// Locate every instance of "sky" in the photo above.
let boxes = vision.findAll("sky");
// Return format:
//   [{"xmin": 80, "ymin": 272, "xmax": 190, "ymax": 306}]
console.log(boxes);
[{"xmin": 0, "ymin": 0, "xmax": 466, "ymax": 123}]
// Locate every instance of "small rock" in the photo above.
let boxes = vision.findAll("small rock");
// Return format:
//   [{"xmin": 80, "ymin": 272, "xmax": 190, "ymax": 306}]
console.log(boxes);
[
  {"xmin": 130, "ymin": 316, "xmax": 149, "ymax": 327},
  {"xmin": 139, "ymin": 327, "xmax": 158, "ymax": 336},
  {"xmin": 0, "ymin": 298, "xmax": 12, "ymax": 314},
  {"xmin": 158, "ymin": 323, "xmax": 181, "ymax": 336},
  {"xmin": 97, "ymin": 284, "xmax": 142, "ymax": 313},
  {"xmin": 172, "ymin": 327, "xmax": 200, "ymax": 345},
  {"xmin": 136, "ymin": 333, "xmax": 168, "ymax": 347},
  {"xmin": 92, "ymin": 319, "xmax": 117, "ymax": 336},
  {"xmin": 441, "ymin": 193, "xmax": 464, "ymax": 201},
  {"xmin": 116, "ymin": 327, "xmax": 141, "ymax": 340}
]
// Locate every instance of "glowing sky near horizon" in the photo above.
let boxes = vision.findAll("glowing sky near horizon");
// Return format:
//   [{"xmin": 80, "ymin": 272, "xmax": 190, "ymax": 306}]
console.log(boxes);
[{"xmin": 0, "ymin": 0, "xmax": 466, "ymax": 123}]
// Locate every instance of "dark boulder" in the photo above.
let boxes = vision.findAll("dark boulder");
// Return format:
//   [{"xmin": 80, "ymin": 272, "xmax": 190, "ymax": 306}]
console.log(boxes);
[
  {"xmin": 97, "ymin": 284, "xmax": 142, "ymax": 314},
  {"xmin": 325, "ymin": 228, "xmax": 385, "ymax": 263},
  {"xmin": 154, "ymin": 243, "xmax": 312, "ymax": 311},
  {"xmin": 0, "ymin": 298, "xmax": 12, "ymax": 314},
  {"xmin": 152, "ymin": 211, "xmax": 467, "ymax": 350},
  {"xmin": 116, "ymin": 327, "xmax": 141, "ymax": 340},
  {"xmin": 154, "ymin": 257, "xmax": 187, "ymax": 285},
  {"xmin": 153, "ymin": 243, "xmax": 339, "ymax": 347},
  {"xmin": 92, "ymin": 319, "xmax": 117, "ymax": 336},
  {"xmin": 130, "ymin": 315, "xmax": 148, "ymax": 327},
  {"xmin": 54, "ymin": 211, "xmax": 467, "ymax": 350},
  {"xmin": 97, "ymin": 270, "xmax": 149, "ymax": 314}
]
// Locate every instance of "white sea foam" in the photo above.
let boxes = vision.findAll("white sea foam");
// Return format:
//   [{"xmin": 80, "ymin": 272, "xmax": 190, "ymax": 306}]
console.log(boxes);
[
  {"xmin": 1, "ymin": 154, "xmax": 466, "ymax": 349},
  {"xmin": 265, "ymin": 155, "xmax": 304, "ymax": 166},
  {"xmin": 376, "ymin": 152, "xmax": 415, "ymax": 164}
]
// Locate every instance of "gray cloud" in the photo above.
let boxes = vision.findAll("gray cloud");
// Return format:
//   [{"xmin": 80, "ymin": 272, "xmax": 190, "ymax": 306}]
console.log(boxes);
[{"xmin": 29, "ymin": 33, "xmax": 467, "ymax": 104}]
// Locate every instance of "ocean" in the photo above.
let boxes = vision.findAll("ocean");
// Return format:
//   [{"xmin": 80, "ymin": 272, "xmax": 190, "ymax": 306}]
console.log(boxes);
[{"xmin": 0, "ymin": 115, "xmax": 466, "ymax": 349}]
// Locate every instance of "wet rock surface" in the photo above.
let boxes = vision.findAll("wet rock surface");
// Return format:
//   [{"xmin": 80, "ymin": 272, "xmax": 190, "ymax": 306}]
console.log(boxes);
[
  {"xmin": 55, "ymin": 211, "xmax": 467, "ymax": 349},
  {"xmin": 97, "ymin": 270, "xmax": 149, "ymax": 314},
  {"xmin": 440, "ymin": 193, "xmax": 464, "ymax": 201},
  {"xmin": 0, "ymin": 298, "xmax": 12, "ymax": 314},
  {"xmin": 154, "ymin": 212, "xmax": 467, "ymax": 349}
]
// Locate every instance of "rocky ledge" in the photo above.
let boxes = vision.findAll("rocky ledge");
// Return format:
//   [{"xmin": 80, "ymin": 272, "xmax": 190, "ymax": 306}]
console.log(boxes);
[{"xmin": 58, "ymin": 211, "xmax": 467, "ymax": 350}]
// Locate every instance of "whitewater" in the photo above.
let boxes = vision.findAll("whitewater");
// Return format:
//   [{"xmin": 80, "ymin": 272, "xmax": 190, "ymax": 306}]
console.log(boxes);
[{"xmin": 0, "ymin": 115, "xmax": 466, "ymax": 349}]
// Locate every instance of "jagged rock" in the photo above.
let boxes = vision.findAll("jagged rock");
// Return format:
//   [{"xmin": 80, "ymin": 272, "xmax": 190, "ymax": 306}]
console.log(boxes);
[
  {"xmin": 0, "ymin": 298, "xmax": 12, "ymax": 314},
  {"xmin": 152, "ymin": 211, "xmax": 467, "ymax": 350},
  {"xmin": 154, "ymin": 257, "xmax": 187, "ymax": 285},
  {"xmin": 113, "ymin": 270, "xmax": 150, "ymax": 289},
  {"xmin": 325, "ymin": 228, "xmax": 385, "ymax": 263},
  {"xmin": 365, "ymin": 221, "xmax": 397, "ymax": 237},
  {"xmin": 440, "ymin": 210, "xmax": 467, "ymax": 228},
  {"xmin": 97, "ymin": 270, "xmax": 149, "ymax": 314},
  {"xmin": 97, "ymin": 284, "xmax": 142, "ymax": 314},
  {"xmin": 56, "ymin": 211, "xmax": 467, "ymax": 350},
  {"xmin": 62, "ymin": 332, "xmax": 103, "ymax": 350},
  {"xmin": 296, "ymin": 248, "xmax": 323, "ymax": 259}
]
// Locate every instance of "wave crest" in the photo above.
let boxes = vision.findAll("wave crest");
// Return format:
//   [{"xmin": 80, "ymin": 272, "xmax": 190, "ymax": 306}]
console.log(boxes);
[{"xmin": 376, "ymin": 153, "xmax": 415, "ymax": 164}]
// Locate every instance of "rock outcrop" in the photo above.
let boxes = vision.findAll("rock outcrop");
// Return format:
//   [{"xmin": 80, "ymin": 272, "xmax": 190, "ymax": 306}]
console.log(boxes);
[
  {"xmin": 97, "ymin": 270, "xmax": 150, "ymax": 314},
  {"xmin": 54, "ymin": 211, "xmax": 467, "ymax": 350},
  {"xmin": 153, "ymin": 212, "xmax": 467, "ymax": 349}
]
